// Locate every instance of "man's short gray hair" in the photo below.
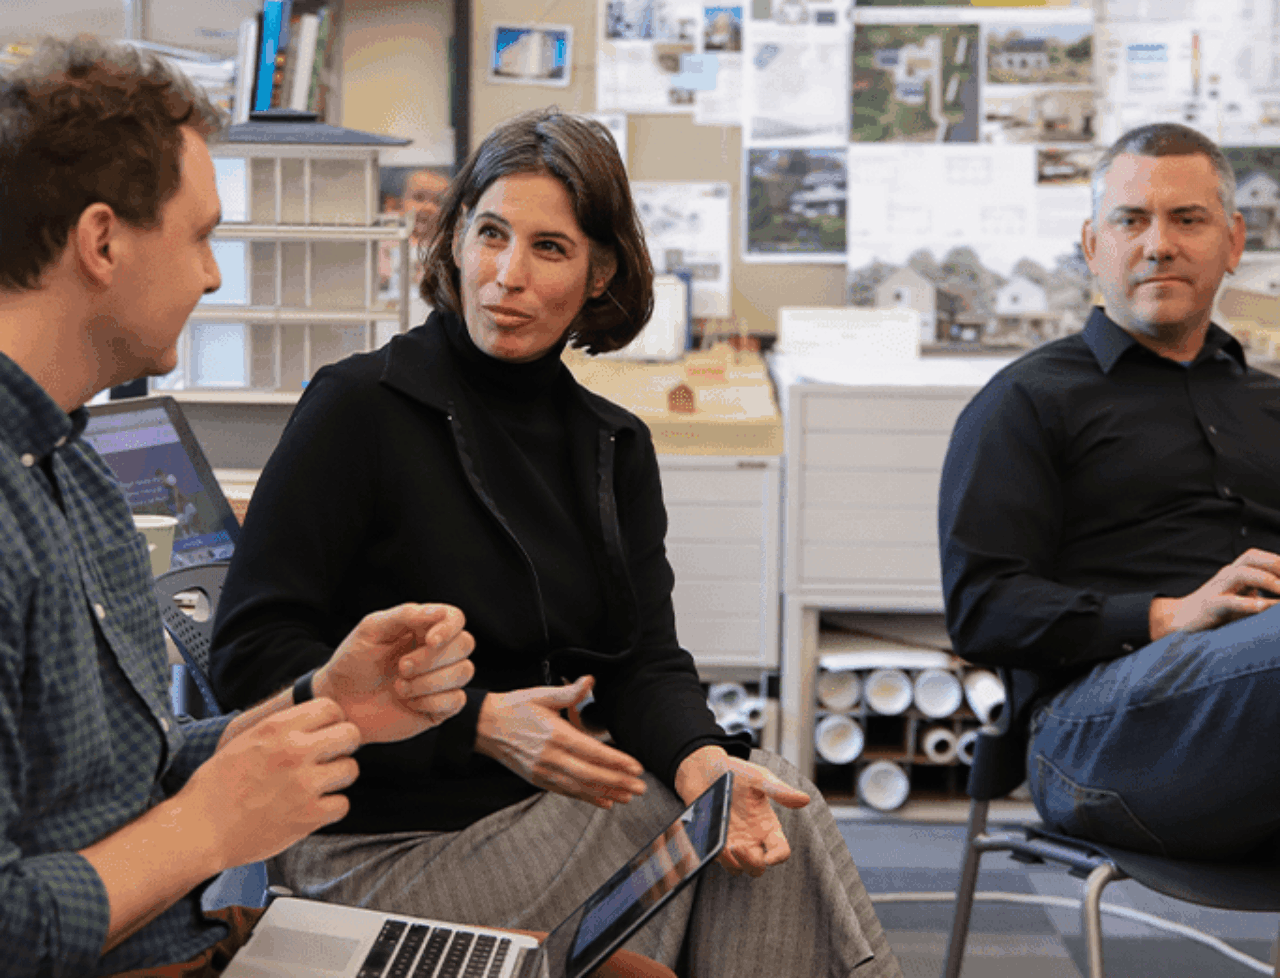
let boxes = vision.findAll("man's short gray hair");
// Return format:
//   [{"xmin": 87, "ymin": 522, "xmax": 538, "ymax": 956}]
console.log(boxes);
[{"xmin": 1091, "ymin": 123, "xmax": 1237, "ymax": 221}]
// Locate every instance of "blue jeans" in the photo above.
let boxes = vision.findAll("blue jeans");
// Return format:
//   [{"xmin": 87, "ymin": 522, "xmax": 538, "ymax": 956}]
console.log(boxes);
[{"xmin": 1026, "ymin": 604, "xmax": 1280, "ymax": 859}]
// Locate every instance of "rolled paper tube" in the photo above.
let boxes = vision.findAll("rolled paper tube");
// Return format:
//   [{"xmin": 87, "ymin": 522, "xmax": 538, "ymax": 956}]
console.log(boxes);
[
  {"xmin": 921, "ymin": 725, "xmax": 958, "ymax": 764},
  {"xmin": 956, "ymin": 728, "xmax": 980, "ymax": 765},
  {"xmin": 814, "ymin": 713, "xmax": 865, "ymax": 765},
  {"xmin": 963, "ymin": 670, "xmax": 1006, "ymax": 724},
  {"xmin": 816, "ymin": 668, "xmax": 861, "ymax": 711},
  {"xmin": 858, "ymin": 760, "xmax": 911, "ymax": 812},
  {"xmin": 741, "ymin": 697, "xmax": 768, "ymax": 730},
  {"xmin": 707, "ymin": 682, "xmax": 748, "ymax": 721},
  {"xmin": 864, "ymin": 668, "xmax": 913, "ymax": 716},
  {"xmin": 720, "ymin": 717, "xmax": 755, "ymax": 738},
  {"xmin": 913, "ymin": 668, "xmax": 963, "ymax": 718}
]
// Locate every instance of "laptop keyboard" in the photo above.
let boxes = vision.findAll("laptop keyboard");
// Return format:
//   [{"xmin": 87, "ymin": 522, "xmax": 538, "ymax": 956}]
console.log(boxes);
[{"xmin": 357, "ymin": 920, "xmax": 515, "ymax": 978}]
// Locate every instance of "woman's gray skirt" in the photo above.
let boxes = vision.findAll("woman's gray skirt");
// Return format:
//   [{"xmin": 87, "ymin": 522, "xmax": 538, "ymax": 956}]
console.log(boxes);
[{"xmin": 271, "ymin": 749, "xmax": 901, "ymax": 978}]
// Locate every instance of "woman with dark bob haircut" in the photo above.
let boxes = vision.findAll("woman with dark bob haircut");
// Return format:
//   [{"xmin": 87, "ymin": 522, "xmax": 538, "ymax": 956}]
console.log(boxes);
[{"xmin": 211, "ymin": 108, "xmax": 900, "ymax": 978}]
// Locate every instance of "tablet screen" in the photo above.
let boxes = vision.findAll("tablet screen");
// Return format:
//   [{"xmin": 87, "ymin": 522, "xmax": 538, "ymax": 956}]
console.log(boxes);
[{"xmin": 565, "ymin": 772, "xmax": 731, "ymax": 978}]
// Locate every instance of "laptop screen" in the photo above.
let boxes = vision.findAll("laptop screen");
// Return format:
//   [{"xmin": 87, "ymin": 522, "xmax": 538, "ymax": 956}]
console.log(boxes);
[
  {"xmin": 83, "ymin": 397, "xmax": 239, "ymax": 569},
  {"xmin": 562, "ymin": 772, "xmax": 731, "ymax": 978}
]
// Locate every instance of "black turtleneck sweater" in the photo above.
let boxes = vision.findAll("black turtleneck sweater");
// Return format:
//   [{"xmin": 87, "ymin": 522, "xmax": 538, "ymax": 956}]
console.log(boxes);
[
  {"xmin": 210, "ymin": 312, "xmax": 749, "ymax": 833},
  {"xmin": 440, "ymin": 314, "xmax": 610, "ymax": 655}
]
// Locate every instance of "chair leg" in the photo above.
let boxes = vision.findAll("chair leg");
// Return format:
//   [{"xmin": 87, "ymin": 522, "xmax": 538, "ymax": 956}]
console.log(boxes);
[
  {"xmin": 942, "ymin": 798, "xmax": 990, "ymax": 978},
  {"xmin": 1080, "ymin": 863, "xmax": 1121, "ymax": 978}
]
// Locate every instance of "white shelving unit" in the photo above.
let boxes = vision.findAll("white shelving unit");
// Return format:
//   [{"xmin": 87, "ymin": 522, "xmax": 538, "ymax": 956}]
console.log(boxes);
[
  {"xmin": 156, "ymin": 119, "xmax": 412, "ymax": 397},
  {"xmin": 771, "ymin": 359, "xmax": 1012, "ymax": 792}
]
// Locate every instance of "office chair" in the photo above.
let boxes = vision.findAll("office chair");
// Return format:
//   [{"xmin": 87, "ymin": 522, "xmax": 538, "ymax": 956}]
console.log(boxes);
[
  {"xmin": 942, "ymin": 668, "xmax": 1280, "ymax": 978},
  {"xmin": 154, "ymin": 560, "xmax": 230, "ymax": 718}
]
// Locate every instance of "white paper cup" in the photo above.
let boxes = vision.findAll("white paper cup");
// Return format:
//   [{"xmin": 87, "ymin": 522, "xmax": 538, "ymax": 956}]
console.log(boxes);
[
  {"xmin": 963, "ymin": 670, "xmax": 1006, "ymax": 724},
  {"xmin": 864, "ymin": 668, "xmax": 913, "ymax": 716},
  {"xmin": 707, "ymin": 682, "xmax": 748, "ymax": 722},
  {"xmin": 921, "ymin": 725, "xmax": 958, "ymax": 764},
  {"xmin": 814, "ymin": 714, "xmax": 864, "ymax": 765},
  {"xmin": 913, "ymin": 669, "xmax": 963, "ymax": 718},
  {"xmin": 858, "ymin": 760, "xmax": 911, "ymax": 811},
  {"xmin": 816, "ymin": 668, "xmax": 861, "ymax": 711},
  {"xmin": 133, "ymin": 514, "xmax": 178, "ymax": 578},
  {"xmin": 956, "ymin": 728, "xmax": 980, "ymax": 765}
]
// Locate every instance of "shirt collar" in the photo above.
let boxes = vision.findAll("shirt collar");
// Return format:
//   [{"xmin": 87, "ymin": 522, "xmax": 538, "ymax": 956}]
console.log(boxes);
[
  {"xmin": 0, "ymin": 352, "xmax": 88, "ymax": 461},
  {"xmin": 1081, "ymin": 306, "xmax": 1247, "ymax": 374}
]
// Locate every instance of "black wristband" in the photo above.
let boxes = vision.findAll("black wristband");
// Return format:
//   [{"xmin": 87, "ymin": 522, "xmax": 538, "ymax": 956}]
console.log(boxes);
[{"xmin": 292, "ymin": 668, "xmax": 317, "ymax": 705}]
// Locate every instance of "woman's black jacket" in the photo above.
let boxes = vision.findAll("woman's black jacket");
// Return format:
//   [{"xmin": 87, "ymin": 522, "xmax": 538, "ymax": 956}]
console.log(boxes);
[{"xmin": 209, "ymin": 313, "xmax": 748, "ymax": 833}]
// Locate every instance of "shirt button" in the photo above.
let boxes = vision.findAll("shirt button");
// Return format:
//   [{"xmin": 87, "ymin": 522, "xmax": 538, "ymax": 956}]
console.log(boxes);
[
  {"xmin": 54, "ymin": 436, "xmax": 66, "ymax": 448},
  {"xmin": 1207, "ymin": 425, "xmax": 1217, "ymax": 435},
  {"xmin": 1121, "ymin": 643, "xmax": 1135, "ymax": 653},
  {"xmin": 1223, "ymin": 487, "xmax": 1233, "ymax": 496},
  {"xmin": 93, "ymin": 602, "xmax": 106, "ymax": 620},
  {"xmin": 19, "ymin": 453, "xmax": 34, "ymax": 468},
  {"xmin": 1241, "ymin": 526, "xmax": 1249, "ymax": 537},
  {"xmin": 159, "ymin": 717, "xmax": 170, "ymax": 733}
]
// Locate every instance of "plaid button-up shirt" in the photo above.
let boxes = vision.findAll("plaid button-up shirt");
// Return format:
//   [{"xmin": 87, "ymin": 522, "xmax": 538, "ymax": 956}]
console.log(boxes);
[{"xmin": 0, "ymin": 353, "xmax": 234, "ymax": 977}]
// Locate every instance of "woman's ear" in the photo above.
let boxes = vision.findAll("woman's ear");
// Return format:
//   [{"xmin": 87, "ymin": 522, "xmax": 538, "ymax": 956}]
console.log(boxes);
[
  {"xmin": 451, "ymin": 210, "xmax": 469, "ymax": 266},
  {"xmin": 589, "ymin": 249, "xmax": 617, "ymax": 300}
]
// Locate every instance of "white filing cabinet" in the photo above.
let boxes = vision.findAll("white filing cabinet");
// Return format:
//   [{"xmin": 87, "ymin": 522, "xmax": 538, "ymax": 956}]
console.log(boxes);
[
  {"xmin": 658, "ymin": 454, "xmax": 781, "ymax": 675},
  {"xmin": 771, "ymin": 358, "xmax": 1012, "ymax": 779}
]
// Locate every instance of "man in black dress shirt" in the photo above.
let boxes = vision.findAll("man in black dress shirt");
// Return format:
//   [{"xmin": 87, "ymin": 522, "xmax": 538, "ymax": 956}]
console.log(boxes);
[{"xmin": 939, "ymin": 122, "xmax": 1280, "ymax": 859}]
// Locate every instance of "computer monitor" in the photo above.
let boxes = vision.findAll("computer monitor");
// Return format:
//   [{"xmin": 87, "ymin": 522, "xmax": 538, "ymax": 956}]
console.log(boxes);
[{"xmin": 83, "ymin": 396, "xmax": 240, "ymax": 569}]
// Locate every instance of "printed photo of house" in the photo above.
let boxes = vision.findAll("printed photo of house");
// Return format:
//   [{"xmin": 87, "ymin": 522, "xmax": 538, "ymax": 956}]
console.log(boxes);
[
  {"xmin": 982, "ymin": 88, "xmax": 1095, "ymax": 144},
  {"xmin": 986, "ymin": 24, "xmax": 1092, "ymax": 86},
  {"xmin": 747, "ymin": 147, "xmax": 847, "ymax": 258},
  {"xmin": 847, "ymin": 241, "xmax": 1090, "ymax": 347}
]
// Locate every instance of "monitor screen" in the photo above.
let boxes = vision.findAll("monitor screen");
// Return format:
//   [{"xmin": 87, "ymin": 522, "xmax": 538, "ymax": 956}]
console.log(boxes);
[{"xmin": 83, "ymin": 400, "xmax": 238, "ymax": 569}]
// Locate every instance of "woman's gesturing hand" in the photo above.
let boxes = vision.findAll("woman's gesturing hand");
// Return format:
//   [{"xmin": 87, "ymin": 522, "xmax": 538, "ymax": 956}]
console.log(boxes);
[
  {"xmin": 675, "ymin": 746, "xmax": 811, "ymax": 877},
  {"xmin": 474, "ymin": 675, "xmax": 648, "ymax": 809}
]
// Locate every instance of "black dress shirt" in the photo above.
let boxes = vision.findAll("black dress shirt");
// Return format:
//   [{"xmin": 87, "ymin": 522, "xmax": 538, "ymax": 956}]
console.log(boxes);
[{"xmin": 939, "ymin": 307, "xmax": 1280, "ymax": 701}]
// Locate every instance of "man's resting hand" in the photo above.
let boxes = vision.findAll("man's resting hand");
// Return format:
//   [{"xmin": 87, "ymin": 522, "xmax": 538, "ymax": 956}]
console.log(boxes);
[{"xmin": 1150, "ymin": 548, "xmax": 1280, "ymax": 640}]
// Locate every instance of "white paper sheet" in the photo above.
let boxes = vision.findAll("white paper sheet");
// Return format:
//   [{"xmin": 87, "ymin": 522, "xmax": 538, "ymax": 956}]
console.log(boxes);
[
  {"xmin": 745, "ymin": 17, "xmax": 850, "ymax": 145},
  {"xmin": 598, "ymin": 0, "xmax": 705, "ymax": 113},
  {"xmin": 632, "ymin": 181, "xmax": 733, "ymax": 316},
  {"xmin": 845, "ymin": 144, "xmax": 1037, "ymax": 242},
  {"xmin": 1098, "ymin": 3, "xmax": 1280, "ymax": 146},
  {"xmin": 695, "ymin": 51, "xmax": 744, "ymax": 126}
]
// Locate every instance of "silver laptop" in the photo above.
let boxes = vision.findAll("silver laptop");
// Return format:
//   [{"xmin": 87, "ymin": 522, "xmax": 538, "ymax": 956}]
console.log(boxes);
[{"xmin": 223, "ymin": 772, "xmax": 733, "ymax": 978}]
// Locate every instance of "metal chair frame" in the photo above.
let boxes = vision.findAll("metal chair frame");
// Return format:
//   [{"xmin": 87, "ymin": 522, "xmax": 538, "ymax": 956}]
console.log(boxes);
[
  {"xmin": 942, "ymin": 669, "xmax": 1280, "ymax": 978},
  {"xmin": 944, "ymin": 790, "xmax": 1128, "ymax": 978}
]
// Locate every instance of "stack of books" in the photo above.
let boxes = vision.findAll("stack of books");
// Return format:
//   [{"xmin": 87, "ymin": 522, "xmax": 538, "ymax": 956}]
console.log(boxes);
[{"xmin": 233, "ymin": 0, "xmax": 338, "ymax": 123}]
